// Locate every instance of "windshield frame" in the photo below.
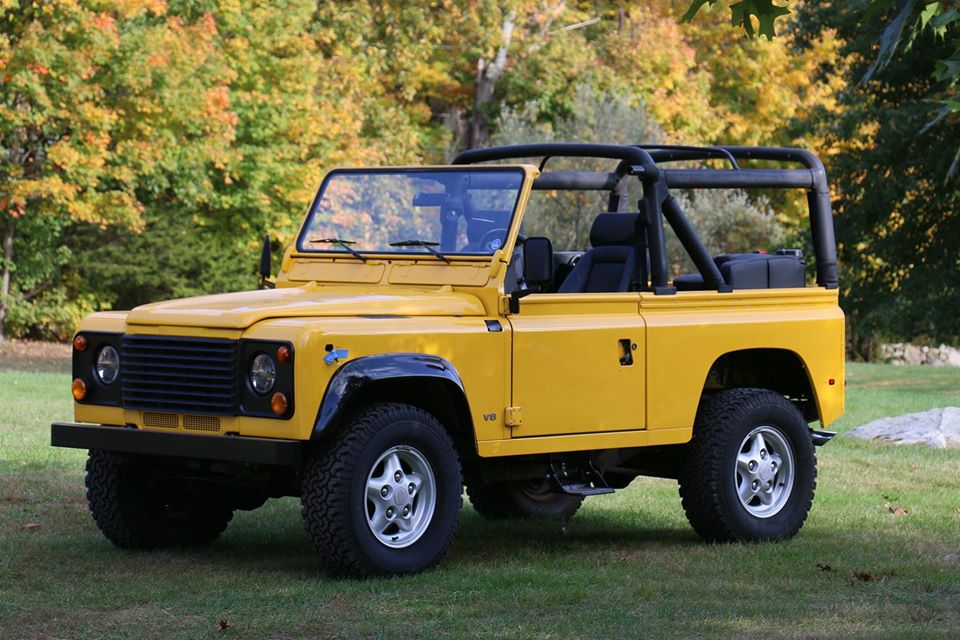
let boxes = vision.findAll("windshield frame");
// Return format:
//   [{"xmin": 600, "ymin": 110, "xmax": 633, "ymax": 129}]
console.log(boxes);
[{"xmin": 294, "ymin": 166, "xmax": 530, "ymax": 261}]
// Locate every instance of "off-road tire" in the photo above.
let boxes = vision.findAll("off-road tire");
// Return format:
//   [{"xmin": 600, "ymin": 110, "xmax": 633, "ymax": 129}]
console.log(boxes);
[
  {"xmin": 678, "ymin": 388, "xmax": 816, "ymax": 542},
  {"xmin": 467, "ymin": 479, "xmax": 583, "ymax": 519},
  {"xmin": 85, "ymin": 450, "xmax": 234, "ymax": 549},
  {"xmin": 301, "ymin": 402, "xmax": 463, "ymax": 577}
]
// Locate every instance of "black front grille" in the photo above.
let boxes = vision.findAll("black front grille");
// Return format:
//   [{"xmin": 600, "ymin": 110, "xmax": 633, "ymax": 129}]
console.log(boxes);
[{"xmin": 121, "ymin": 335, "xmax": 239, "ymax": 415}]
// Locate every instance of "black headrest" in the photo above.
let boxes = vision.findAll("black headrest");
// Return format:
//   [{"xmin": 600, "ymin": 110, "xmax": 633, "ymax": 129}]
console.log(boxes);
[{"xmin": 590, "ymin": 213, "xmax": 639, "ymax": 247}]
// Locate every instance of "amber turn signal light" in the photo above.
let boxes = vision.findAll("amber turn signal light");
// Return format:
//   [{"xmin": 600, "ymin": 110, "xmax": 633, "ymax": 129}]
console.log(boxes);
[
  {"xmin": 71, "ymin": 378, "xmax": 87, "ymax": 401},
  {"xmin": 270, "ymin": 392, "xmax": 288, "ymax": 416},
  {"xmin": 277, "ymin": 345, "xmax": 291, "ymax": 363},
  {"xmin": 73, "ymin": 335, "xmax": 88, "ymax": 352}
]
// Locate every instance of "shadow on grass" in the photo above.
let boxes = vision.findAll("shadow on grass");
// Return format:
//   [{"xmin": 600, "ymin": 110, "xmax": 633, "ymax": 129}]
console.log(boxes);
[
  {"xmin": 43, "ymin": 490, "xmax": 958, "ymax": 595},
  {"xmin": 54, "ymin": 499, "xmax": 700, "ymax": 582}
]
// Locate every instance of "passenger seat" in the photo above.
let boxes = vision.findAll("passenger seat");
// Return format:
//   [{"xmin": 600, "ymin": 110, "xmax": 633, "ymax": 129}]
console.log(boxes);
[{"xmin": 558, "ymin": 213, "xmax": 638, "ymax": 293}]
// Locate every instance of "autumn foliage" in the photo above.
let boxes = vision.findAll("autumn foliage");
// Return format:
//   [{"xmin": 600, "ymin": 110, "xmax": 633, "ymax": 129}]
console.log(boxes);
[{"xmin": 2, "ymin": 0, "xmax": 952, "ymax": 348}]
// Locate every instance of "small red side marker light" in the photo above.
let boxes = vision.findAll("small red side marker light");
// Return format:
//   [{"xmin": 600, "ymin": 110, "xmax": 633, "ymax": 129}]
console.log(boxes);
[
  {"xmin": 72, "ymin": 378, "xmax": 87, "ymax": 401},
  {"xmin": 73, "ymin": 335, "xmax": 88, "ymax": 352},
  {"xmin": 271, "ymin": 392, "xmax": 288, "ymax": 416},
  {"xmin": 828, "ymin": 378, "xmax": 835, "ymax": 386},
  {"xmin": 277, "ymin": 345, "xmax": 291, "ymax": 363}
]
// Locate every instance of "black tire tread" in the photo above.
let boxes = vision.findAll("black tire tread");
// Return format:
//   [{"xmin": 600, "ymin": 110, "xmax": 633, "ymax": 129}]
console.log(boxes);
[
  {"xmin": 85, "ymin": 450, "xmax": 233, "ymax": 549},
  {"xmin": 301, "ymin": 402, "xmax": 462, "ymax": 577},
  {"xmin": 467, "ymin": 481, "xmax": 583, "ymax": 520},
  {"xmin": 678, "ymin": 388, "xmax": 817, "ymax": 542}
]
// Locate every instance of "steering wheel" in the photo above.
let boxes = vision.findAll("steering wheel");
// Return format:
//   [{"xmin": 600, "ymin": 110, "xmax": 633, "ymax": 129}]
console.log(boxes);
[{"xmin": 478, "ymin": 228, "xmax": 508, "ymax": 252}]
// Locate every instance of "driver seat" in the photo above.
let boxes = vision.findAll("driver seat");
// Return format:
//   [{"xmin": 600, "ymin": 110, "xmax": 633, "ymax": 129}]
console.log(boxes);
[{"xmin": 558, "ymin": 213, "xmax": 638, "ymax": 293}]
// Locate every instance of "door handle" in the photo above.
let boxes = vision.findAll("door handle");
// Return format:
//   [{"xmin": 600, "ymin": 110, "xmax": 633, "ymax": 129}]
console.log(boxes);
[{"xmin": 618, "ymin": 339, "xmax": 635, "ymax": 366}]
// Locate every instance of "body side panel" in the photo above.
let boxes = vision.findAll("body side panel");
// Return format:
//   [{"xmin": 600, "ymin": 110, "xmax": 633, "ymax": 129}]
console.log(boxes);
[
  {"xmin": 641, "ymin": 287, "xmax": 844, "ymax": 430},
  {"xmin": 507, "ymin": 294, "xmax": 646, "ymax": 437}
]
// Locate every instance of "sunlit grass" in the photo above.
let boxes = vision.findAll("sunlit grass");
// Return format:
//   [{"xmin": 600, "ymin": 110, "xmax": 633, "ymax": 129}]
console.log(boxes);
[{"xmin": 1, "ymin": 363, "xmax": 958, "ymax": 639}]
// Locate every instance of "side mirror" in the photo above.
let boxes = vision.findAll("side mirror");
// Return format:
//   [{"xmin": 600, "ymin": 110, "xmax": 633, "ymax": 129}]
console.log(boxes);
[
  {"xmin": 259, "ymin": 234, "xmax": 275, "ymax": 289},
  {"xmin": 523, "ymin": 236, "xmax": 554, "ymax": 287},
  {"xmin": 509, "ymin": 236, "xmax": 553, "ymax": 313}
]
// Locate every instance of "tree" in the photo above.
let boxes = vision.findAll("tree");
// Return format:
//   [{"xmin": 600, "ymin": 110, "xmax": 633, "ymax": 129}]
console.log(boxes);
[
  {"xmin": 792, "ymin": 2, "xmax": 960, "ymax": 350},
  {"xmin": 667, "ymin": 189, "xmax": 786, "ymax": 277},
  {"xmin": 490, "ymin": 84, "xmax": 660, "ymax": 249},
  {"xmin": 0, "ymin": 0, "xmax": 855, "ymax": 340},
  {"xmin": 681, "ymin": 0, "xmax": 790, "ymax": 39},
  {"xmin": 0, "ymin": 0, "xmax": 235, "ymax": 340},
  {"xmin": 861, "ymin": 1, "xmax": 960, "ymax": 176},
  {"xmin": 27, "ymin": 0, "xmax": 437, "ymax": 335},
  {"xmin": 683, "ymin": 0, "xmax": 960, "ymax": 174}
]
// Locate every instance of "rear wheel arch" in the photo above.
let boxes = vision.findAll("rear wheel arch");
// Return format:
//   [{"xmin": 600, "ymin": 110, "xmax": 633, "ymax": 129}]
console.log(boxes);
[{"xmin": 702, "ymin": 348, "xmax": 819, "ymax": 422}]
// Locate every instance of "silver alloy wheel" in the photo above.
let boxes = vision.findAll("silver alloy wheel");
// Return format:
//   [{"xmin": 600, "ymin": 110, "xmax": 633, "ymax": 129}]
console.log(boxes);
[
  {"xmin": 365, "ymin": 445, "xmax": 436, "ymax": 548},
  {"xmin": 734, "ymin": 426, "xmax": 795, "ymax": 518}
]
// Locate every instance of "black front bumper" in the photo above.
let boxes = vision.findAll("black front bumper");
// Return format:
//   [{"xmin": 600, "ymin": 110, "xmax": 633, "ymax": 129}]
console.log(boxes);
[{"xmin": 51, "ymin": 423, "xmax": 303, "ymax": 466}]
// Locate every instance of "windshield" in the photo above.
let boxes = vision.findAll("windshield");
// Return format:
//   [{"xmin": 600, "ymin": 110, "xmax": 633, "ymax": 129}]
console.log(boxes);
[{"xmin": 297, "ymin": 168, "xmax": 526, "ymax": 258}]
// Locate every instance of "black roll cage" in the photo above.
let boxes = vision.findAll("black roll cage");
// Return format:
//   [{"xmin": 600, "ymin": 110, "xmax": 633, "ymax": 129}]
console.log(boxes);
[{"xmin": 452, "ymin": 143, "xmax": 838, "ymax": 292}]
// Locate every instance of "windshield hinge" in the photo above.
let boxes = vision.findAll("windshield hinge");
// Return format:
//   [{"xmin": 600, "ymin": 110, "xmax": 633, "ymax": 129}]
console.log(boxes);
[{"xmin": 505, "ymin": 406, "xmax": 523, "ymax": 427}]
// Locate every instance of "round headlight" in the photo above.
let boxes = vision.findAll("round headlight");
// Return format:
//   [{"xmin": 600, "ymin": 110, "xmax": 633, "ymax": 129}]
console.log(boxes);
[
  {"xmin": 95, "ymin": 345, "xmax": 120, "ymax": 385},
  {"xmin": 249, "ymin": 354, "xmax": 277, "ymax": 395}
]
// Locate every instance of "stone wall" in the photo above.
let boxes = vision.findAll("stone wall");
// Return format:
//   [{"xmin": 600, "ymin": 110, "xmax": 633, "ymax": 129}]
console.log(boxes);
[{"xmin": 879, "ymin": 343, "xmax": 960, "ymax": 367}]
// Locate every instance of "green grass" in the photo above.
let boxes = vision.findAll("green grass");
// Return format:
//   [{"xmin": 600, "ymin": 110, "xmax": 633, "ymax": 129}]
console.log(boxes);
[{"xmin": 1, "ymin": 362, "xmax": 959, "ymax": 639}]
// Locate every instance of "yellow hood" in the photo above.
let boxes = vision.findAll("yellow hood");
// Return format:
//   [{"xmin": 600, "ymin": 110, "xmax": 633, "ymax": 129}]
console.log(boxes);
[{"xmin": 124, "ymin": 285, "xmax": 486, "ymax": 329}]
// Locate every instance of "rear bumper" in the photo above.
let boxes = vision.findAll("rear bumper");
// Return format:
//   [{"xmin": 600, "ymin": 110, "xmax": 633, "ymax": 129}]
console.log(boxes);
[{"xmin": 51, "ymin": 422, "xmax": 303, "ymax": 466}]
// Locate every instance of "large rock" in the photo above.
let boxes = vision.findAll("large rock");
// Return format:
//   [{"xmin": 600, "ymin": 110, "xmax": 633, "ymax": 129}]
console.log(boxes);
[
  {"xmin": 879, "ymin": 342, "xmax": 960, "ymax": 366},
  {"xmin": 902, "ymin": 344, "xmax": 924, "ymax": 365},
  {"xmin": 846, "ymin": 407, "xmax": 960, "ymax": 448}
]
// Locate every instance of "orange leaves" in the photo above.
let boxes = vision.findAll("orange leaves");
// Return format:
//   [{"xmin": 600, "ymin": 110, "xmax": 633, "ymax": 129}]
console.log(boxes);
[
  {"xmin": 202, "ymin": 85, "xmax": 238, "ymax": 129},
  {"xmin": 91, "ymin": 13, "xmax": 116, "ymax": 33},
  {"xmin": 197, "ymin": 11, "xmax": 218, "ymax": 40},
  {"xmin": 144, "ymin": 53, "xmax": 167, "ymax": 68}
]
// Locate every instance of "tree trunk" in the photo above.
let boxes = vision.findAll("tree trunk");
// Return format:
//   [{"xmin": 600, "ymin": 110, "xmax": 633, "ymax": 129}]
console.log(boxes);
[
  {"xmin": 467, "ymin": 11, "xmax": 516, "ymax": 150},
  {"xmin": 0, "ymin": 219, "xmax": 13, "ymax": 343}
]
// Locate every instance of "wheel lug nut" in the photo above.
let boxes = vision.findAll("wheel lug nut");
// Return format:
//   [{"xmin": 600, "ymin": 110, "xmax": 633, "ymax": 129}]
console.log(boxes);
[
  {"xmin": 402, "ymin": 506, "xmax": 409, "ymax": 516},
  {"xmin": 386, "ymin": 507, "xmax": 394, "ymax": 518},
  {"xmin": 771, "ymin": 461, "xmax": 776, "ymax": 470},
  {"xmin": 751, "ymin": 480, "xmax": 759, "ymax": 491},
  {"xmin": 748, "ymin": 461, "xmax": 757, "ymax": 472},
  {"xmin": 380, "ymin": 486, "xmax": 389, "ymax": 497},
  {"xmin": 760, "ymin": 449, "xmax": 767, "ymax": 459},
  {"xmin": 766, "ymin": 480, "xmax": 772, "ymax": 489},
  {"xmin": 408, "ymin": 482, "xmax": 415, "ymax": 494},
  {"xmin": 394, "ymin": 471, "xmax": 402, "ymax": 482}
]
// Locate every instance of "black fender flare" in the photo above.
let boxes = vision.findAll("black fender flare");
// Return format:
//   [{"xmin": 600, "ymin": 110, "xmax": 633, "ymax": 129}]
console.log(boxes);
[{"xmin": 311, "ymin": 353, "xmax": 468, "ymax": 439}]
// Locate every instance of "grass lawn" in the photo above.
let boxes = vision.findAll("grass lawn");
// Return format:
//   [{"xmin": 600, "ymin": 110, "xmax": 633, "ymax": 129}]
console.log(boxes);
[{"xmin": 1, "ymin": 355, "xmax": 958, "ymax": 639}]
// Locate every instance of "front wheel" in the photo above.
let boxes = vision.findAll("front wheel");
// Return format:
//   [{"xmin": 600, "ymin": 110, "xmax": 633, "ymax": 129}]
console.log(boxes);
[
  {"xmin": 678, "ymin": 388, "xmax": 817, "ymax": 542},
  {"xmin": 301, "ymin": 403, "xmax": 462, "ymax": 577}
]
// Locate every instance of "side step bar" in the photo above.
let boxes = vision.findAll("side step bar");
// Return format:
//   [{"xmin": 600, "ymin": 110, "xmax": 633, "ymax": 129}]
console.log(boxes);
[
  {"xmin": 548, "ymin": 460, "xmax": 615, "ymax": 496},
  {"xmin": 810, "ymin": 429, "xmax": 837, "ymax": 446}
]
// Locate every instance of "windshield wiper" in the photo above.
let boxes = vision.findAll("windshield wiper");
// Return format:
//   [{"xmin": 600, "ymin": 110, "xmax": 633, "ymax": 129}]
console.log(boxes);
[
  {"xmin": 389, "ymin": 239, "xmax": 450, "ymax": 263},
  {"xmin": 309, "ymin": 237, "xmax": 367, "ymax": 262}
]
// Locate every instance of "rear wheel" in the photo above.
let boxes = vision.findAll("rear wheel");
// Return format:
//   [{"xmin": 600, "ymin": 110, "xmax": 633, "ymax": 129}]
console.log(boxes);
[
  {"xmin": 468, "ymin": 479, "xmax": 583, "ymax": 519},
  {"xmin": 85, "ymin": 450, "xmax": 234, "ymax": 549},
  {"xmin": 301, "ymin": 402, "xmax": 462, "ymax": 577},
  {"xmin": 678, "ymin": 388, "xmax": 816, "ymax": 542}
]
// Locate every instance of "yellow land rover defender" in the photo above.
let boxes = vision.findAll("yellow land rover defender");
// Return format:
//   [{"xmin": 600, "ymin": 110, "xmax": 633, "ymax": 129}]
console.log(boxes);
[{"xmin": 52, "ymin": 144, "xmax": 844, "ymax": 576}]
